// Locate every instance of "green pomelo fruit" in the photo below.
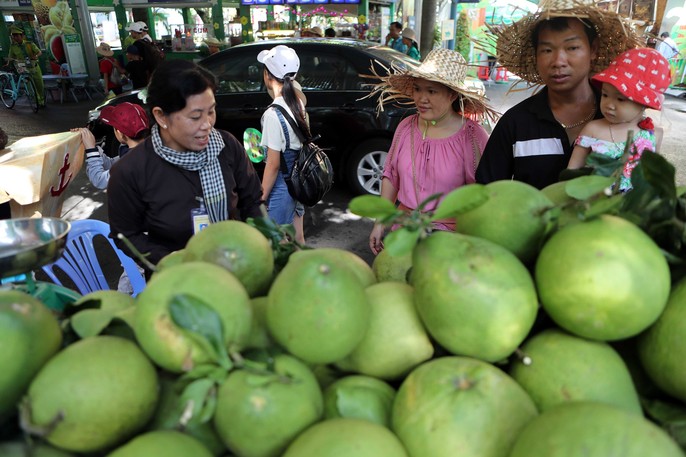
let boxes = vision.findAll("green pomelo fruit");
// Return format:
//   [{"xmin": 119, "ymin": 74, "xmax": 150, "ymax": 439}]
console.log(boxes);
[
  {"xmin": 638, "ymin": 276, "xmax": 686, "ymax": 402},
  {"xmin": 509, "ymin": 402, "xmax": 684, "ymax": 457},
  {"xmin": 323, "ymin": 375, "xmax": 396, "ymax": 427},
  {"xmin": 245, "ymin": 296, "xmax": 273, "ymax": 350},
  {"xmin": 455, "ymin": 180, "xmax": 553, "ymax": 264},
  {"xmin": 535, "ymin": 215, "xmax": 670, "ymax": 341},
  {"xmin": 267, "ymin": 257, "xmax": 370, "ymax": 364},
  {"xmin": 156, "ymin": 249, "xmax": 186, "ymax": 271},
  {"xmin": 0, "ymin": 290, "xmax": 62, "ymax": 423},
  {"xmin": 335, "ymin": 282, "xmax": 433, "ymax": 380},
  {"xmin": 411, "ymin": 231, "xmax": 538, "ymax": 362},
  {"xmin": 282, "ymin": 418, "xmax": 409, "ymax": 457},
  {"xmin": 147, "ymin": 374, "xmax": 225, "ymax": 456},
  {"xmin": 0, "ymin": 441, "xmax": 74, "ymax": 457},
  {"xmin": 511, "ymin": 329, "xmax": 641, "ymax": 414},
  {"xmin": 392, "ymin": 356, "xmax": 537, "ymax": 457},
  {"xmin": 372, "ymin": 248, "xmax": 413, "ymax": 283},
  {"xmin": 27, "ymin": 336, "xmax": 159, "ymax": 453},
  {"xmin": 134, "ymin": 261, "xmax": 252, "ymax": 372},
  {"xmin": 289, "ymin": 248, "xmax": 376, "ymax": 287},
  {"xmin": 106, "ymin": 430, "xmax": 213, "ymax": 457},
  {"xmin": 214, "ymin": 354, "xmax": 323, "ymax": 457},
  {"xmin": 183, "ymin": 220, "xmax": 274, "ymax": 296}
]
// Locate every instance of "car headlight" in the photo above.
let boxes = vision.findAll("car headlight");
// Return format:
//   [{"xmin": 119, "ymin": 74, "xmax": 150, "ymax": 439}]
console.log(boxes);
[{"xmin": 88, "ymin": 109, "xmax": 101, "ymax": 123}]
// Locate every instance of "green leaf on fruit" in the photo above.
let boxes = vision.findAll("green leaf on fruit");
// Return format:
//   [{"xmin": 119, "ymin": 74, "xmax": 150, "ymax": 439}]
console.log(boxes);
[
  {"xmin": 169, "ymin": 294, "xmax": 232, "ymax": 370},
  {"xmin": 642, "ymin": 397, "xmax": 686, "ymax": 449},
  {"xmin": 432, "ymin": 184, "xmax": 488, "ymax": 220},
  {"xmin": 384, "ymin": 228, "xmax": 421, "ymax": 257},
  {"xmin": 564, "ymin": 176, "xmax": 615, "ymax": 200},
  {"xmin": 349, "ymin": 195, "xmax": 398, "ymax": 219},
  {"xmin": 584, "ymin": 194, "xmax": 623, "ymax": 219},
  {"xmin": 70, "ymin": 303, "xmax": 136, "ymax": 338},
  {"xmin": 180, "ymin": 378, "xmax": 217, "ymax": 425}
]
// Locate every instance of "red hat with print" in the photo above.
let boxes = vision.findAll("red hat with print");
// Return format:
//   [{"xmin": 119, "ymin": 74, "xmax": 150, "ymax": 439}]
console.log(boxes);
[
  {"xmin": 592, "ymin": 48, "xmax": 671, "ymax": 110},
  {"xmin": 100, "ymin": 103, "xmax": 150, "ymax": 138}
]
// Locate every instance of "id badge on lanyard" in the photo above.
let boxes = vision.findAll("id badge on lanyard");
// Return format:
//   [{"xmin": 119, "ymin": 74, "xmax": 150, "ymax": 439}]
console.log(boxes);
[{"xmin": 191, "ymin": 197, "xmax": 210, "ymax": 234}]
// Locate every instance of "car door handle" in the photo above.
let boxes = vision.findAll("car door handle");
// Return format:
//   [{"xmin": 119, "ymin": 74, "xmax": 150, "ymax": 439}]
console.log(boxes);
[{"xmin": 240, "ymin": 105, "xmax": 260, "ymax": 113}]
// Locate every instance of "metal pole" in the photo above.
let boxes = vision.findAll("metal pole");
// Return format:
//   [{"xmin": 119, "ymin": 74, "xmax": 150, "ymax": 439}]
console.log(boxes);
[{"xmin": 73, "ymin": 0, "xmax": 100, "ymax": 82}]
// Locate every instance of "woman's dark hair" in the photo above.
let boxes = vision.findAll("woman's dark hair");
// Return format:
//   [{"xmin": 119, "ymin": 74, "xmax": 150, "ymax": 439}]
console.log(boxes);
[
  {"xmin": 264, "ymin": 67, "xmax": 311, "ymax": 138},
  {"xmin": 130, "ymin": 129, "xmax": 150, "ymax": 141},
  {"xmin": 146, "ymin": 60, "xmax": 216, "ymax": 118},
  {"xmin": 532, "ymin": 17, "xmax": 597, "ymax": 50}
]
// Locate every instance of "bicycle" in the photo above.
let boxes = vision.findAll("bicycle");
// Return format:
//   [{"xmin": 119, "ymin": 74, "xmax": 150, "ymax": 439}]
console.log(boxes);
[{"xmin": 0, "ymin": 61, "xmax": 39, "ymax": 113}]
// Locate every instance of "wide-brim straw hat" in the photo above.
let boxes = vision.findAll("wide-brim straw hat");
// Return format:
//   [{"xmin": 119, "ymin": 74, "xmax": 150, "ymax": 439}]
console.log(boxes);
[
  {"xmin": 365, "ymin": 48, "xmax": 498, "ymax": 122},
  {"xmin": 488, "ymin": 0, "xmax": 642, "ymax": 85},
  {"xmin": 96, "ymin": 42, "xmax": 114, "ymax": 57},
  {"xmin": 203, "ymin": 37, "xmax": 221, "ymax": 47}
]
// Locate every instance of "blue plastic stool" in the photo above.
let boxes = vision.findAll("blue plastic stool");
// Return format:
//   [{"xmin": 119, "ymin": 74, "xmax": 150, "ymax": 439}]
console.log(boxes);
[{"xmin": 42, "ymin": 219, "xmax": 145, "ymax": 297}]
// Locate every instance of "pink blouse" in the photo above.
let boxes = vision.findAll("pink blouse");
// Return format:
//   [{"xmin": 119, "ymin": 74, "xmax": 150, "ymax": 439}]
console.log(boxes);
[{"xmin": 383, "ymin": 114, "xmax": 488, "ymax": 222}]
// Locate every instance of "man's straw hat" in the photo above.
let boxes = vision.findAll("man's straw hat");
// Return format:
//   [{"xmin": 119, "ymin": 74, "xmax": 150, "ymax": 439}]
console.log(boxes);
[
  {"xmin": 489, "ymin": 0, "xmax": 642, "ymax": 85},
  {"xmin": 366, "ymin": 48, "xmax": 497, "ymax": 122}
]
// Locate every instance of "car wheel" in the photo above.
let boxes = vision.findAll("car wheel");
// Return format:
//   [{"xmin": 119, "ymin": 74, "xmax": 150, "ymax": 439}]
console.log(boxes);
[{"xmin": 346, "ymin": 139, "xmax": 391, "ymax": 196}]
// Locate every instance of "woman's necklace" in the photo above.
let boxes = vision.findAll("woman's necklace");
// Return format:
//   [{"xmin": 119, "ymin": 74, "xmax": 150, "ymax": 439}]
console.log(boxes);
[
  {"xmin": 421, "ymin": 110, "xmax": 451, "ymax": 140},
  {"xmin": 557, "ymin": 106, "xmax": 597, "ymax": 130}
]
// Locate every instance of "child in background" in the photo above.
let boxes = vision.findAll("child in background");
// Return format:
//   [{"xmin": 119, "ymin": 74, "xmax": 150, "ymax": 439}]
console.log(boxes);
[
  {"xmin": 72, "ymin": 103, "xmax": 150, "ymax": 190},
  {"xmin": 124, "ymin": 45, "xmax": 148, "ymax": 90},
  {"xmin": 96, "ymin": 42, "xmax": 125, "ymax": 96},
  {"xmin": 567, "ymin": 48, "xmax": 671, "ymax": 191}
]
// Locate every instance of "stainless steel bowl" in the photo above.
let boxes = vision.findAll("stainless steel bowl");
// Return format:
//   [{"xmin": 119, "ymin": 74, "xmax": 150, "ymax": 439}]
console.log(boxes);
[{"xmin": 0, "ymin": 218, "xmax": 71, "ymax": 278}]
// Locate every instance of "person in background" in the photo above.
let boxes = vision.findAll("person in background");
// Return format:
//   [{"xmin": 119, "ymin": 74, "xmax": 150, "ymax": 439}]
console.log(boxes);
[
  {"xmin": 301, "ymin": 27, "xmax": 324, "ymax": 38},
  {"xmin": 401, "ymin": 28, "xmax": 421, "ymax": 61},
  {"xmin": 567, "ymin": 48, "xmax": 670, "ymax": 191},
  {"xmin": 258, "ymin": 45, "xmax": 307, "ymax": 244},
  {"xmin": 474, "ymin": 0, "xmax": 640, "ymax": 189},
  {"xmin": 367, "ymin": 48, "xmax": 495, "ymax": 254},
  {"xmin": 127, "ymin": 21, "xmax": 161, "ymax": 81},
  {"xmin": 96, "ymin": 42, "xmax": 124, "ymax": 96},
  {"xmin": 124, "ymin": 45, "xmax": 148, "ymax": 90},
  {"xmin": 385, "ymin": 21, "xmax": 407, "ymax": 53},
  {"xmin": 202, "ymin": 37, "xmax": 222, "ymax": 55},
  {"xmin": 324, "ymin": 27, "xmax": 336, "ymax": 38},
  {"xmin": 657, "ymin": 31, "xmax": 679, "ymax": 60},
  {"xmin": 7, "ymin": 26, "xmax": 44, "ymax": 108},
  {"xmin": 72, "ymin": 102, "xmax": 150, "ymax": 190},
  {"xmin": 107, "ymin": 60, "xmax": 263, "ymax": 275}
]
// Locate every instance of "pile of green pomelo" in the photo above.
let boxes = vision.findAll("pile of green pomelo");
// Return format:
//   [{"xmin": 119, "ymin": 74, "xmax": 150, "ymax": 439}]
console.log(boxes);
[{"xmin": 3, "ymin": 174, "xmax": 686, "ymax": 457}]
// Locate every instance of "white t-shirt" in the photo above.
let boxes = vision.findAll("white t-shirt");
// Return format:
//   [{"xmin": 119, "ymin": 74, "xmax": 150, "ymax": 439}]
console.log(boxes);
[{"xmin": 260, "ymin": 97, "xmax": 303, "ymax": 152}]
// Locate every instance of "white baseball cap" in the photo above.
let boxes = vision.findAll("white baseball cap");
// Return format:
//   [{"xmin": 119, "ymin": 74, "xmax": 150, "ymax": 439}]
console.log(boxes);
[
  {"xmin": 125, "ymin": 22, "xmax": 148, "ymax": 33},
  {"xmin": 257, "ymin": 45, "xmax": 300, "ymax": 79}
]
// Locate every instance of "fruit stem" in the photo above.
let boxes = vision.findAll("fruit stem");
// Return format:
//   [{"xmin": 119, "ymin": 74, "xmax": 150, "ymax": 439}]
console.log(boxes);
[
  {"xmin": 515, "ymin": 348, "xmax": 532, "ymax": 366},
  {"xmin": 116, "ymin": 233, "xmax": 157, "ymax": 272}
]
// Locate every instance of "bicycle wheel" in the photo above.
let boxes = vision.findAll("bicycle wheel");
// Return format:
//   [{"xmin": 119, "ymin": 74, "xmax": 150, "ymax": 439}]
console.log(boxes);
[
  {"xmin": 0, "ymin": 74, "xmax": 16, "ymax": 109},
  {"xmin": 23, "ymin": 77, "xmax": 39, "ymax": 113}
]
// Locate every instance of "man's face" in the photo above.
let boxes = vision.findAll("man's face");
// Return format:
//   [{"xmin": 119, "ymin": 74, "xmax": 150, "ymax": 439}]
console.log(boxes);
[
  {"xmin": 389, "ymin": 24, "xmax": 401, "ymax": 38},
  {"xmin": 11, "ymin": 33, "xmax": 23, "ymax": 44},
  {"xmin": 535, "ymin": 19, "xmax": 597, "ymax": 93},
  {"xmin": 130, "ymin": 30, "xmax": 141, "ymax": 39}
]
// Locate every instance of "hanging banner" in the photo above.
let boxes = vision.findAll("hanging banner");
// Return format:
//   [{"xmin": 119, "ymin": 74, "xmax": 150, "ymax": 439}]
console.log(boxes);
[{"xmin": 441, "ymin": 19, "xmax": 454, "ymax": 41}]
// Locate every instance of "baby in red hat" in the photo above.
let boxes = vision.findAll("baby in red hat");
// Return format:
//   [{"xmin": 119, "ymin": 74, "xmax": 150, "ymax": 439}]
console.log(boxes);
[
  {"xmin": 567, "ymin": 48, "xmax": 671, "ymax": 191},
  {"xmin": 71, "ymin": 102, "xmax": 150, "ymax": 190}
]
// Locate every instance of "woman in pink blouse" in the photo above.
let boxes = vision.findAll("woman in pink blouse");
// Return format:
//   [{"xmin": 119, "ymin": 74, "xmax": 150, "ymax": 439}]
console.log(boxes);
[{"xmin": 368, "ymin": 48, "xmax": 497, "ymax": 254}]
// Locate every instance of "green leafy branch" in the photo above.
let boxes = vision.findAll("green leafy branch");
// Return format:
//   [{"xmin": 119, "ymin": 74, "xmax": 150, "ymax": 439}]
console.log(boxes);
[{"xmin": 248, "ymin": 205, "xmax": 308, "ymax": 271}]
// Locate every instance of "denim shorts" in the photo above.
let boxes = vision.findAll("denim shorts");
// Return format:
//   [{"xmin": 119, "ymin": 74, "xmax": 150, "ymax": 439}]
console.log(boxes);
[{"xmin": 266, "ymin": 147, "xmax": 305, "ymax": 224}]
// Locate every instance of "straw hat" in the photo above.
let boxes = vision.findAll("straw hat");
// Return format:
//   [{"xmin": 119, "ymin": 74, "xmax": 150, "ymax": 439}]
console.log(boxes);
[
  {"xmin": 489, "ymin": 0, "xmax": 642, "ymax": 85},
  {"xmin": 96, "ymin": 42, "xmax": 114, "ymax": 57},
  {"xmin": 366, "ymin": 48, "xmax": 498, "ymax": 122}
]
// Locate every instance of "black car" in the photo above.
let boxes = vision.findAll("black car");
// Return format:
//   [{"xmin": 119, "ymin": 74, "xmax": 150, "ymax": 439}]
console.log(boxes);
[{"xmin": 89, "ymin": 38, "xmax": 416, "ymax": 195}]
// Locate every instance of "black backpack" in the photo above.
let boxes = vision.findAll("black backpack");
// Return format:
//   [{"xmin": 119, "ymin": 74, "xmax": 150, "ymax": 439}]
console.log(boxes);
[{"xmin": 271, "ymin": 104, "xmax": 334, "ymax": 207}]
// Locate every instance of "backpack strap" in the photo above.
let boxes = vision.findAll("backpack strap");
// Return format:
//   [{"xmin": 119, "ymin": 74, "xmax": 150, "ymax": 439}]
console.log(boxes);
[
  {"xmin": 270, "ymin": 104, "xmax": 308, "ymax": 143},
  {"xmin": 269, "ymin": 104, "xmax": 296, "ymax": 178}
]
